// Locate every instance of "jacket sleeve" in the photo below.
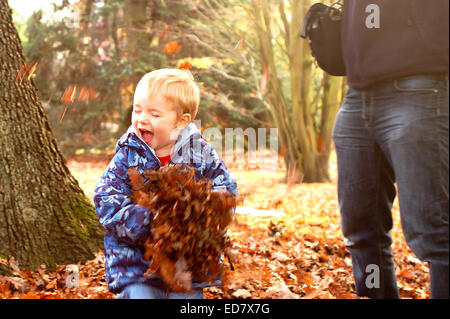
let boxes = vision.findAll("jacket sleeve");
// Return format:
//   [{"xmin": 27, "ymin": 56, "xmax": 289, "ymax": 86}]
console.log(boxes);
[
  {"xmin": 202, "ymin": 142, "xmax": 238, "ymax": 197},
  {"xmin": 93, "ymin": 146, "xmax": 152, "ymax": 247}
]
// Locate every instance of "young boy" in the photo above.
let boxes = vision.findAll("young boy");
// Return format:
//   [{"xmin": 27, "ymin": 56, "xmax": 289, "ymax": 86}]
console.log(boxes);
[{"xmin": 93, "ymin": 69, "xmax": 238, "ymax": 299}]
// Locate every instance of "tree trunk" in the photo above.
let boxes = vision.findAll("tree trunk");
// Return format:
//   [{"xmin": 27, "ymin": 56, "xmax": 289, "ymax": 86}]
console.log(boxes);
[
  {"xmin": 0, "ymin": 0, "xmax": 104, "ymax": 272},
  {"xmin": 317, "ymin": 73, "xmax": 343, "ymax": 181},
  {"xmin": 252, "ymin": 0, "xmax": 342, "ymax": 183},
  {"xmin": 289, "ymin": 0, "xmax": 318, "ymax": 183}
]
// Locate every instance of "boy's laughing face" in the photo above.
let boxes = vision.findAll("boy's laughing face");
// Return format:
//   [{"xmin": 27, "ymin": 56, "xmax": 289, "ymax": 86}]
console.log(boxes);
[{"xmin": 132, "ymin": 85, "xmax": 190, "ymax": 157}]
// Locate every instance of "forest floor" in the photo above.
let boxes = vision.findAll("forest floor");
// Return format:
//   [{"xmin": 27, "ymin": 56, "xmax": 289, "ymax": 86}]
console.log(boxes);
[{"xmin": 0, "ymin": 153, "xmax": 430, "ymax": 299}]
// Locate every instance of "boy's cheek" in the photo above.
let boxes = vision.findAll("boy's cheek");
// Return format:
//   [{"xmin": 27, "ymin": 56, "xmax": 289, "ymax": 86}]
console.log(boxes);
[{"xmin": 131, "ymin": 115, "xmax": 138, "ymax": 128}]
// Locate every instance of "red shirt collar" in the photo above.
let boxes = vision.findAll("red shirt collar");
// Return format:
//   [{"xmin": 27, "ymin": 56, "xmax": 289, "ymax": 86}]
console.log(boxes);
[{"xmin": 157, "ymin": 154, "xmax": 171, "ymax": 166}]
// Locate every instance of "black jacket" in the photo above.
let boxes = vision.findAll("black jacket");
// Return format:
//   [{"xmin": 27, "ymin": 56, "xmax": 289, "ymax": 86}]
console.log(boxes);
[{"xmin": 342, "ymin": 0, "xmax": 449, "ymax": 89}]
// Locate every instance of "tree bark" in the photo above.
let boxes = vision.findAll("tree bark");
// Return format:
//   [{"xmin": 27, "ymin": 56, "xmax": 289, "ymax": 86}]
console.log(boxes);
[
  {"xmin": 0, "ymin": 0, "xmax": 104, "ymax": 272},
  {"xmin": 318, "ymin": 73, "xmax": 343, "ymax": 181}
]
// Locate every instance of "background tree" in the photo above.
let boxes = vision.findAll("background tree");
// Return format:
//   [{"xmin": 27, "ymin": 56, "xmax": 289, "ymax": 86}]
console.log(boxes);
[
  {"xmin": 0, "ymin": 0, "xmax": 104, "ymax": 272},
  {"xmin": 186, "ymin": 0, "xmax": 345, "ymax": 182},
  {"xmin": 255, "ymin": 0, "xmax": 345, "ymax": 182}
]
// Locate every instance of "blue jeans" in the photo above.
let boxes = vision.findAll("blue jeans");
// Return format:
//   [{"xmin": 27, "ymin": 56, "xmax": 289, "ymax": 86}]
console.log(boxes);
[
  {"xmin": 332, "ymin": 74, "xmax": 449, "ymax": 299},
  {"xmin": 117, "ymin": 283, "xmax": 205, "ymax": 299}
]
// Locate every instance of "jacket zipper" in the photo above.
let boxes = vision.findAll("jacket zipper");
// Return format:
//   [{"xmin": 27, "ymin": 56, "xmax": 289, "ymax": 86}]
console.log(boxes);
[{"xmin": 132, "ymin": 132, "xmax": 162, "ymax": 168}]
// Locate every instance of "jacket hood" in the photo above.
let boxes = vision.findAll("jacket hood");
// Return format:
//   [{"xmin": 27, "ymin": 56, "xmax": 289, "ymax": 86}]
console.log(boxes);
[{"xmin": 118, "ymin": 123, "xmax": 202, "ymax": 160}]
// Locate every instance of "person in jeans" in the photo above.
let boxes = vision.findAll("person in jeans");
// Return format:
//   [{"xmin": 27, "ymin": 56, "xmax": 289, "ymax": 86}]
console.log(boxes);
[{"xmin": 332, "ymin": 0, "xmax": 448, "ymax": 298}]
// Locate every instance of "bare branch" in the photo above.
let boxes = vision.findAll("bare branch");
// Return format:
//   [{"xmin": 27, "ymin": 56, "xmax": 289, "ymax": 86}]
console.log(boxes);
[
  {"xmin": 209, "ymin": 66, "xmax": 247, "ymax": 84},
  {"xmin": 202, "ymin": 90, "xmax": 270, "ymax": 126},
  {"xmin": 279, "ymin": 0, "xmax": 290, "ymax": 49}
]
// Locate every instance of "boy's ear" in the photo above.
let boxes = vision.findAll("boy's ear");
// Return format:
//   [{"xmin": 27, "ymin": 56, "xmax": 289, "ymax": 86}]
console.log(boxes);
[{"xmin": 177, "ymin": 113, "xmax": 192, "ymax": 129}]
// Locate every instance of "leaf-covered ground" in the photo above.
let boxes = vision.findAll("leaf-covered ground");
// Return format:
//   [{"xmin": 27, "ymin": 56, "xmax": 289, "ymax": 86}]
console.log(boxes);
[{"xmin": 0, "ymin": 153, "xmax": 430, "ymax": 299}]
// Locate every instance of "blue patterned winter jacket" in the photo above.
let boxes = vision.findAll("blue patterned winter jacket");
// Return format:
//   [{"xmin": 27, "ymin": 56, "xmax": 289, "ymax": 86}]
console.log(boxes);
[{"xmin": 93, "ymin": 123, "xmax": 238, "ymax": 294}]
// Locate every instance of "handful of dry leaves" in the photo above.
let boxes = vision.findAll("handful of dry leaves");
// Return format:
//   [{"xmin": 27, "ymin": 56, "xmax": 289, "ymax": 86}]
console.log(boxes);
[{"xmin": 128, "ymin": 164, "xmax": 236, "ymax": 293}]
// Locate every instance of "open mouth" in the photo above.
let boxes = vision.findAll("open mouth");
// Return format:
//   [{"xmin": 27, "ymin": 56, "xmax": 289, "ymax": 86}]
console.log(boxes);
[{"xmin": 139, "ymin": 128, "xmax": 154, "ymax": 144}]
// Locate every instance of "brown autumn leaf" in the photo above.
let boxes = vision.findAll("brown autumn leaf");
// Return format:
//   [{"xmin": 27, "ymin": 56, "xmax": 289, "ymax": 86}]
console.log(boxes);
[
  {"xmin": 232, "ymin": 288, "xmax": 251, "ymax": 299},
  {"xmin": 15, "ymin": 59, "xmax": 38, "ymax": 82},
  {"xmin": 60, "ymin": 85, "xmax": 77, "ymax": 105},
  {"xmin": 271, "ymin": 251, "xmax": 290, "ymax": 263},
  {"xmin": 158, "ymin": 26, "xmax": 169, "ymax": 43},
  {"xmin": 128, "ymin": 164, "xmax": 236, "ymax": 293},
  {"xmin": 178, "ymin": 62, "xmax": 193, "ymax": 70},
  {"xmin": 264, "ymin": 281, "xmax": 300, "ymax": 299},
  {"xmin": 163, "ymin": 41, "xmax": 182, "ymax": 55},
  {"xmin": 235, "ymin": 38, "xmax": 246, "ymax": 51}
]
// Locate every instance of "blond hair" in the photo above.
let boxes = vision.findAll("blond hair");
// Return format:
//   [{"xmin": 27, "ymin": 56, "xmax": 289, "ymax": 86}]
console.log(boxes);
[{"xmin": 137, "ymin": 68, "xmax": 200, "ymax": 119}]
